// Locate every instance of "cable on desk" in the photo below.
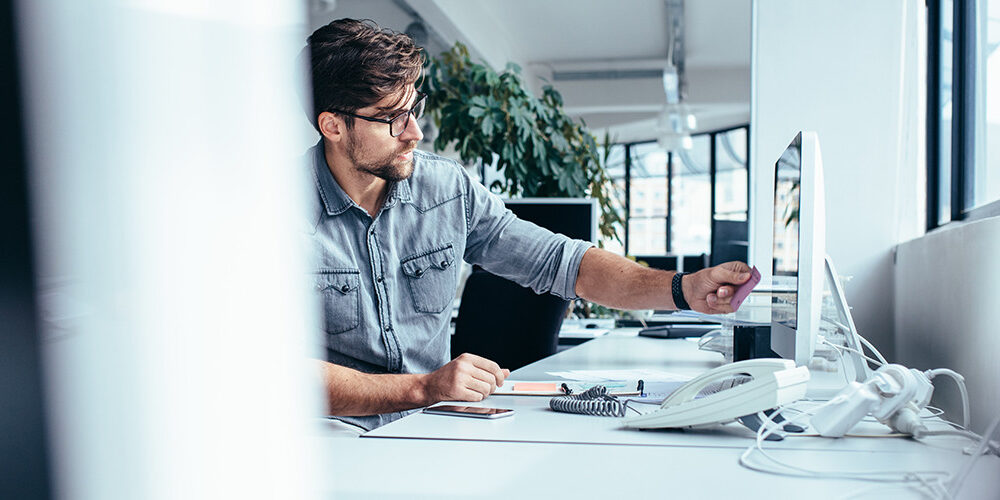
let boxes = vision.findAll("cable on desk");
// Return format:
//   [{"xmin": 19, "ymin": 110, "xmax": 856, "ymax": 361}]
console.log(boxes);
[{"xmin": 549, "ymin": 385, "xmax": 636, "ymax": 417}]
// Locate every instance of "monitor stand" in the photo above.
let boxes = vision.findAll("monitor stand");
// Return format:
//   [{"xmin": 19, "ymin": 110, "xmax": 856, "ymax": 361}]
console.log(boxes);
[
  {"xmin": 823, "ymin": 255, "xmax": 871, "ymax": 383},
  {"xmin": 805, "ymin": 255, "xmax": 872, "ymax": 399}
]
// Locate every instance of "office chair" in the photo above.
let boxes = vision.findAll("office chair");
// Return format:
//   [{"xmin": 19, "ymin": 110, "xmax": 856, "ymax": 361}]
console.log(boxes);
[
  {"xmin": 710, "ymin": 219, "xmax": 749, "ymax": 267},
  {"xmin": 635, "ymin": 255, "xmax": 679, "ymax": 271},
  {"xmin": 451, "ymin": 268, "xmax": 570, "ymax": 371},
  {"xmin": 682, "ymin": 253, "xmax": 709, "ymax": 273}
]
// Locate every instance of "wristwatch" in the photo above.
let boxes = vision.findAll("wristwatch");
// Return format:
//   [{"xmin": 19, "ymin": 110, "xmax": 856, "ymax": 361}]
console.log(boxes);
[{"xmin": 671, "ymin": 272, "xmax": 690, "ymax": 310}]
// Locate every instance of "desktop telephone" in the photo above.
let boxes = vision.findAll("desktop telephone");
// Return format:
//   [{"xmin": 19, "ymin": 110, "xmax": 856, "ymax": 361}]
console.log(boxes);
[{"xmin": 622, "ymin": 359, "xmax": 810, "ymax": 429}]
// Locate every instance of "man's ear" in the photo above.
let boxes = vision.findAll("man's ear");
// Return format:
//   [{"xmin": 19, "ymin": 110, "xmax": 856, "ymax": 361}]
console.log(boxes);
[{"xmin": 317, "ymin": 111, "xmax": 344, "ymax": 143}]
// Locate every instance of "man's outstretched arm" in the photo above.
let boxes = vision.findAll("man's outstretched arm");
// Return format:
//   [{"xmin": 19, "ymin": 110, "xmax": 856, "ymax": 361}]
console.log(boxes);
[
  {"xmin": 574, "ymin": 247, "xmax": 751, "ymax": 314},
  {"xmin": 317, "ymin": 353, "xmax": 510, "ymax": 416}
]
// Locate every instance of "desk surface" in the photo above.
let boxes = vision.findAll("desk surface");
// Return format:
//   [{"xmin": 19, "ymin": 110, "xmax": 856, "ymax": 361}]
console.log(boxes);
[
  {"xmin": 325, "ymin": 432, "xmax": 999, "ymax": 499},
  {"xmin": 365, "ymin": 336, "xmax": 967, "ymax": 454},
  {"xmin": 334, "ymin": 334, "xmax": 997, "ymax": 499}
]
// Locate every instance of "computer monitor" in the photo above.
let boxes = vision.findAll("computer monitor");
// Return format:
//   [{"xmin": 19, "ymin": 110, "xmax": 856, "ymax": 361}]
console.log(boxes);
[
  {"xmin": 770, "ymin": 132, "xmax": 826, "ymax": 366},
  {"xmin": 502, "ymin": 198, "xmax": 599, "ymax": 243}
]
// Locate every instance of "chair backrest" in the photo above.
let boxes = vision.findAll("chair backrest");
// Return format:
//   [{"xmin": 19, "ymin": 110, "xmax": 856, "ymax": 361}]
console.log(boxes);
[
  {"xmin": 451, "ymin": 269, "xmax": 569, "ymax": 371},
  {"xmin": 710, "ymin": 219, "xmax": 750, "ymax": 267},
  {"xmin": 635, "ymin": 255, "xmax": 679, "ymax": 271},
  {"xmin": 682, "ymin": 253, "xmax": 709, "ymax": 273}
]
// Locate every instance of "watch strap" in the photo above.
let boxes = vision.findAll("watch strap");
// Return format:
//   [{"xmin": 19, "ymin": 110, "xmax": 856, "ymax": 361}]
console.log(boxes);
[{"xmin": 671, "ymin": 272, "xmax": 690, "ymax": 310}]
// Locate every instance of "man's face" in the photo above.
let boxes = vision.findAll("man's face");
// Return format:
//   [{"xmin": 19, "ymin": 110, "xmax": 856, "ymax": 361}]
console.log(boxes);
[{"xmin": 342, "ymin": 86, "xmax": 424, "ymax": 182}]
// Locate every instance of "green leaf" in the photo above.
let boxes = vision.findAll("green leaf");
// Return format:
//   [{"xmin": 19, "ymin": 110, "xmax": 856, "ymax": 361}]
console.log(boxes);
[{"xmin": 424, "ymin": 40, "xmax": 622, "ymax": 245}]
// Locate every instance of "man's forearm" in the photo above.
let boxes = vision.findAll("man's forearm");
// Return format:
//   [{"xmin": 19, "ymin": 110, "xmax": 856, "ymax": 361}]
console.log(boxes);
[
  {"xmin": 573, "ymin": 247, "xmax": 678, "ymax": 310},
  {"xmin": 317, "ymin": 360, "xmax": 429, "ymax": 416}
]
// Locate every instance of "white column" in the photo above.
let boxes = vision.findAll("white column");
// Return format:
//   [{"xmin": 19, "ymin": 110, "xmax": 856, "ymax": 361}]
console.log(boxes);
[{"xmin": 17, "ymin": 1, "xmax": 323, "ymax": 499}]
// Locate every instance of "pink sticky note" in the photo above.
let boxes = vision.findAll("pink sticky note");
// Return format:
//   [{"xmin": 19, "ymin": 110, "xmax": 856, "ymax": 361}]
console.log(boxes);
[{"xmin": 730, "ymin": 266, "xmax": 761, "ymax": 310}]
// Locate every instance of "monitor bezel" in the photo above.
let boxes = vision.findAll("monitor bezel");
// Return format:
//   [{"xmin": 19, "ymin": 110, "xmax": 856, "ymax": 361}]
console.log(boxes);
[
  {"xmin": 770, "ymin": 131, "xmax": 825, "ymax": 366},
  {"xmin": 501, "ymin": 197, "xmax": 600, "ymax": 244}
]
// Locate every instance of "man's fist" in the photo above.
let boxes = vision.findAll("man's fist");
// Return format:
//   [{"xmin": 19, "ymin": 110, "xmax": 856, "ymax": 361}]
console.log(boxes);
[
  {"xmin": 420, "ymin": 353, "xmax": 510, "ymax": 404},
  {"xmin": 681, "ymin": 261, "xmax": 752, "ymax": 314}
]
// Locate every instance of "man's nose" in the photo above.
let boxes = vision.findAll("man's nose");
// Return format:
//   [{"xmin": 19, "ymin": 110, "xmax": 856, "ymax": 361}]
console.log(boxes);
[{"xmin": 398, "ymin": 114, "xmax": 423, "ymax": 143}]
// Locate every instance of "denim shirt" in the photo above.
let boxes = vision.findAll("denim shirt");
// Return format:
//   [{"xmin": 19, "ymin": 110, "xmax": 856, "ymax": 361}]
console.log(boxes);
[{"xmin": 306, "ymin": 143, "xmax": 593, "ymax": 430}]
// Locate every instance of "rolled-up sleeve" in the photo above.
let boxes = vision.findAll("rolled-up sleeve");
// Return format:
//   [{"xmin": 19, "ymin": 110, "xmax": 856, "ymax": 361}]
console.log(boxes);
[{"xmin": 460, "ymin": 170, "xmax": 593, "ymax": 300}]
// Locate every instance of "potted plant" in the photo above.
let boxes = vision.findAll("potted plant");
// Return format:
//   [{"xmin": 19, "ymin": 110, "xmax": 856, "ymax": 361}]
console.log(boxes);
[{"xmin": 421, "ymin": 42, "xmax": 622, "ymax": 244}]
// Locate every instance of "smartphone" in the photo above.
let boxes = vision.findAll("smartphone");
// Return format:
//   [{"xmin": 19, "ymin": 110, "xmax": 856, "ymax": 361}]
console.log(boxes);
[{"xmin": 422, "ymin": 405, "xmax": 514, "ymax": 419}]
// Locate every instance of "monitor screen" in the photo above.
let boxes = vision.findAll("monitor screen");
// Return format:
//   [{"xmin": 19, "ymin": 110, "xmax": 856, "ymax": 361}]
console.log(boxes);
[
  {"xmin": 503, "ymin": 198, "xmax": 598, "ymax": 243},
  {"xmin": 772, "ymin": 134, "xmax": 802, "ymax": 331}
]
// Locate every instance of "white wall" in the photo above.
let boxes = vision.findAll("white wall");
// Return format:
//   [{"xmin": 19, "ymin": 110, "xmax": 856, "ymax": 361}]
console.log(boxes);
[
  {"xmin": 895, "ymin": 217, "xmax": 1000, "ymax": 434},
  {"xmin": 750, "ymin": 0, "xmax": 925, "ymax": 359}
]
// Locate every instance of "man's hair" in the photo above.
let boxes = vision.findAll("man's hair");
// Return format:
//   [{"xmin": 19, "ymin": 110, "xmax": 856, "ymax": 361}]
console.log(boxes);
[{"xmin": 307, "ymin": 19, "xmax": 424, "ymax": 130}]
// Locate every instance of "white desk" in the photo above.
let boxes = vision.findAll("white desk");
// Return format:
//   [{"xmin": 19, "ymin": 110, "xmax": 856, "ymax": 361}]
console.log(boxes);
[
  {"xmin": 323, "ymin": 432, "xmax": 1000, "ymax": 499},
  {"xmin": 366, "ymin": 336, "xmax": 967, "ymax": 454},
  {"xmin": 329, "ymin": 335, "xmax": 998, "ymax": 498}
]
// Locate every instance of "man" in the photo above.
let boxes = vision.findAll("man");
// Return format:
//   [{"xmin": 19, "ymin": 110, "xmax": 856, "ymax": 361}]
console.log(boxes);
[{"xmin": 306, "ymin": 19, "xmax": 751, "ymax": 433}]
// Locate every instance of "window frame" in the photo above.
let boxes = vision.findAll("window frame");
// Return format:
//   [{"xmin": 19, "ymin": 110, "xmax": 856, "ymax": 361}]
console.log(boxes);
[
  {"xmin": 617, "ymin": 124, "xmax": 750, "ymax": 257},
  {"xmin": 928, "ymin": 0, "xmax": 1000, "ymax": 230}
]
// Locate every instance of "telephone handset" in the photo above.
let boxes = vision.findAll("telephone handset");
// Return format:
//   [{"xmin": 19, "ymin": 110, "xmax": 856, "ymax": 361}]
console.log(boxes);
[{"xmin": 622, "ymin": 358, "xmax": 810, "ymax": 429}]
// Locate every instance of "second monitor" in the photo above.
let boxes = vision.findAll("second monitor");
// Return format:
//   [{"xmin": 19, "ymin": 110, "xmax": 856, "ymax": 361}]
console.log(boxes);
[{"xmin": 503, "ymin": 197, "xmax": 599, "ymax": 244}]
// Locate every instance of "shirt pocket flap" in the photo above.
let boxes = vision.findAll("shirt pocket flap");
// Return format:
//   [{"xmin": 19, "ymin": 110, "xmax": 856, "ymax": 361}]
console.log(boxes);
[
  {"xmin": 315, "ymin": 271, "xmax": 360, "ymax": 295},
  {"xmin": 400, "ymin": 245, "xmax": 456, "ymax": 278}
]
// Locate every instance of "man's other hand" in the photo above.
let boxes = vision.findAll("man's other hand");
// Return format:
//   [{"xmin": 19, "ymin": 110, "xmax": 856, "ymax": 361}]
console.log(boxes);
[
  {"xmin": 420, "ymin": 353, "xmax": 510, "ymax": 404},
  {"xmin": 682, "ymin": 261, "xmax": 752, "ymax": 314}
]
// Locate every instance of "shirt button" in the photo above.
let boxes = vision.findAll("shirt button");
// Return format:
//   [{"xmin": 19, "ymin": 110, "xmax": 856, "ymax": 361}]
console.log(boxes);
[
  {"xmin": 340, "ymin": 284, "xmax": 350, "ymax": 293},
  {"xmin": 414, "ymin": 269, "xmax": 424, "ymax": 277},
  {"xmin": 440, "ymin": 260, "xmax": 449, "ymax": 268},
  {"xmin": 385, "ymin": 327, "xmax": 393, "ymax": 334},
  {"xmin": 376, "ymin": 276, "xmax": 384, "ymax": 283}
]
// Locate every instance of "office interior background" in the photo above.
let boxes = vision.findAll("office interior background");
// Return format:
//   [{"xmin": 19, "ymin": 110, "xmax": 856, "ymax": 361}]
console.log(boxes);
[{"xmin": 2, "ymin": 0, "xmax": 998, "ymax": 498}]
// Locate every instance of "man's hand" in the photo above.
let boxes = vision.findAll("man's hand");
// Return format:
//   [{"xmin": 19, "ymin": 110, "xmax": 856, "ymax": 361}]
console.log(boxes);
[
  {"xmin": 420, "ymin": 353, "xmax": 510, "ymax": 404},
  {"xmin": 681, "ymin": 261, "xmax": 752, "ymax": 314}
]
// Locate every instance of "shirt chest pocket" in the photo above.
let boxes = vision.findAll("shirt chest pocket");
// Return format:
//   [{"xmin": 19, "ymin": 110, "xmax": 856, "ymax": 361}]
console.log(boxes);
[
  {"xmin": 315, "ymin": 270, "xmax": 361, "ymax": 335},
  {"xmin": 400, "ymin": 244, "xmax": 457, "ymax": 314}
]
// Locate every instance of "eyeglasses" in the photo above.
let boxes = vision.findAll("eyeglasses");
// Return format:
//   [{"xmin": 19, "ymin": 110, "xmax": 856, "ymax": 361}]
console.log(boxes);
[{"xmin": 331, "ymin": 92, "xmax": 427, "ymax": 137}]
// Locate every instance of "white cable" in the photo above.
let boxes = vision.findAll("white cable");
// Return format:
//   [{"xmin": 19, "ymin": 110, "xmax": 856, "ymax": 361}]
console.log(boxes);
[
  {"xmin": 915, "ymin": 428, "xmax": 983, "ymax": 443},
  {"xmin": 842, "ymin": 479, "xmax": 951, "ymax": 500},
  {"xmin": 924, "ymin": 405, "xmax": 945, "ymax": 418},
  {"xmin": 819, "ymin": 338, "xmax": 852, "ymax": 384},
  {"xmin": 949, "ymin": 411, "xmax": 1000, "ymax": 497},
  {"xmin": 856, "ymin": 334, "xmax": 889, "ymax": 366},
  {"xmin": 823, "ymin": 338, "xmax": 884, "ymax": 368},
  {"xmin": 924, "ymin": 368, "xmax": 970, "ymax": 430},
  {"xmin": 739, "ymin": 403, "xmax": 950, "ymax": 483},
  {"xmin": 738, "ymin": 402, "xmax": 956, "ymax": 500},
  {"xmin": 819, "ymin": 342, "xmax": 974, "ymax": 440}
]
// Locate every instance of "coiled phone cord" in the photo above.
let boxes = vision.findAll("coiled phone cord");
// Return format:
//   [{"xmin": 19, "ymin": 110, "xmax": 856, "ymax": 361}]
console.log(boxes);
[{"xmin": 550, "ymin": 385, "xmax": 633, "ymax": 417}]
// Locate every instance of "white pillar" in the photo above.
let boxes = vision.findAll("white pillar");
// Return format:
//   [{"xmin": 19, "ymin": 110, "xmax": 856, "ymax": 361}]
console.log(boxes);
[{"xmin": 17, "ymin": 1, "xmax": 323, "ymax": 499}]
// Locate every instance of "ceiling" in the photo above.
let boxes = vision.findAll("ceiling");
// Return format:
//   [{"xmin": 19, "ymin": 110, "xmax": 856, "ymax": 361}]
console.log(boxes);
[{"xmin": 310, "ymin": 0, "xmax": 751, "ymax": 144}]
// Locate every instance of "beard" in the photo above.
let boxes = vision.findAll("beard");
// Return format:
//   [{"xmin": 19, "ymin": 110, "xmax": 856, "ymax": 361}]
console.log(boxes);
[{"xmin": 344, "ymin": 133, "xmax": 418, "ymax": 182}]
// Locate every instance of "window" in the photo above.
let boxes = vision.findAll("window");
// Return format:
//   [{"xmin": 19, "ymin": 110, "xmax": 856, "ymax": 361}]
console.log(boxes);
[
  {"xmin": 599, "ymin": 144, "xmax": 627, "ymax": 255},
  {"xmin": 714, "ymin": 128, "xmax": 749, "ymax": 222},
  {"xmin": 628, "ymin": 142, "xmax": 669, "ymax": 255},
  {"xmin": 670, "ymin": 136, "xmax": 711, "ymax": 255},
  {"xmin": 603, "ymin": 125, "xmax": 749, "ymax": 260},
  {"xmin": 928, "ymin": 0, "xmax": 1000, "ymax": 228},
  {"xmin": 974, "ymin": 0, "xmax": 1000, "ymax": 209}
]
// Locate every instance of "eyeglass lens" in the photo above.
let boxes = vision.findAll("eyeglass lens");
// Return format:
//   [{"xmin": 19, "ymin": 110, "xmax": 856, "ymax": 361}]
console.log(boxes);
[{"xmin": 389, "ymin": 96, "xmax": 426, "ymax": 137}]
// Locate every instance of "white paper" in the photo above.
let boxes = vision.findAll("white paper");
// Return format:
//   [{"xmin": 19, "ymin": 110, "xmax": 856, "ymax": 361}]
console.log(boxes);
[{"xmin": 544, "ymin": 369, "xmax": 692, "ymax": 382}]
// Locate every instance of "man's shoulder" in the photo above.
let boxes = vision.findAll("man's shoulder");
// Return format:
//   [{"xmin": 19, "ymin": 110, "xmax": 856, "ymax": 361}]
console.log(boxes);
[
  {"xmin": 406, "ymin": 150, "xmax": 471, "ymax": 208},
  {"xmin": 412, "ymin": 150, "xmax": 464, "ymax": 177}
]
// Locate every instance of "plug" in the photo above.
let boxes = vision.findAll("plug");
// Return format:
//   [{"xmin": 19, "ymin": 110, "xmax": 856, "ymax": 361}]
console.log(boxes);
[{"xmin": 887, "ymin": 404, "xmax": 928, "ymax": 436}]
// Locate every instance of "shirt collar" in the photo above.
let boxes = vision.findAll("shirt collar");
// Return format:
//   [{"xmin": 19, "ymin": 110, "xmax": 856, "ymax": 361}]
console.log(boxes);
[{"xmin": 311, "ymin": 141, "xmax": 414, "ymax": 216}]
